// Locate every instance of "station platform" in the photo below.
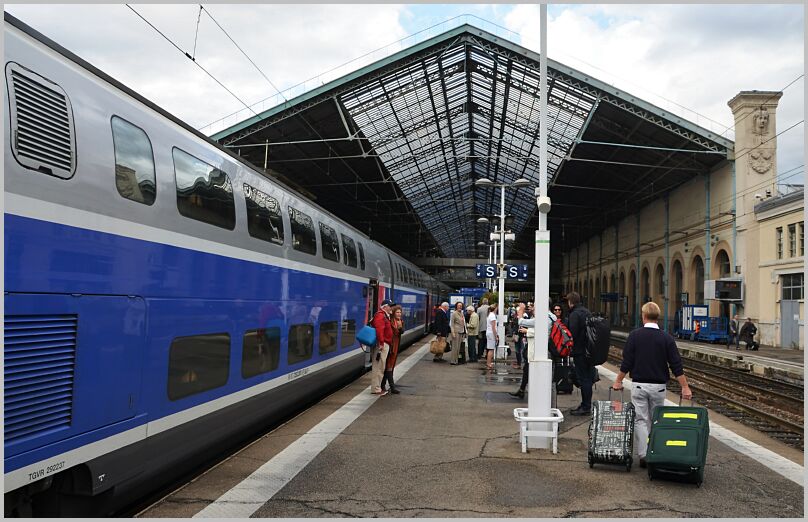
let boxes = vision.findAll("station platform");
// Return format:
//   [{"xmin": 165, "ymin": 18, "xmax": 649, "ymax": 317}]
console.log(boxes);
[
  {"xmin": 612, "ymin": 328, "xmax": 804, "ymax": 384},
  {"xmin": 140, "ymin": 337, "xmax": 804, "ymax": 518}
]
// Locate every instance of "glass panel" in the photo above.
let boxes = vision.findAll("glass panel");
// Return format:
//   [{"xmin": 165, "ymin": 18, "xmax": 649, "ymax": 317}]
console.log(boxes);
[
  {"xmin": 341, "ymin": 234, "xmax": 357, "ymax": 267},
  {"xmin": 318, "ymin": 321, "xmax": 338, "ymax": 355},
  {"xmin": 358, "ymin": 242, "xmax": 366, "ymax": 270},
  {"xmin": 289, "ymin": 206, "xmax": 316, "ymax": 255},
  {"xmin": 341, "ymin": 319, "xmax": 356, "ymax": 348},
  {"xmin": 173, "ymin": 148, "xmax": 235, "ymax": 229},
  {"xmin": 788, "ymin": 224, "xmax": 796, "ymax": 257},
  {"xmin": 168, "ymin": 333, "xmax": 230, "ymax": 400},
  {"xmin": 244, "ymin": 183, "xmax": 284, "ymax": 245},
  {"xmin": 288, "ymin": 324, "xmax": 313, "ymax": 364},
  {"xmin": 241, "ymin": 328, "xmax": 281, "ymax": 378},
  {"xmin": 776, "ymin": 227, "xmax": 783, "ymax": 259},
  {"xmin": 320, "ymin": 223, "xmax": 340, "ymax": 262},
  {"xmin": 112, "ymin": 116, "xmax": 156, "ymax": 205}
]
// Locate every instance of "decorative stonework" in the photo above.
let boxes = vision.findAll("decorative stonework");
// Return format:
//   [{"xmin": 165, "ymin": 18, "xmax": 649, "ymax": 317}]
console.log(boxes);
[
  {"xmin": 752, "ymin": 107, "xmax": 770, "ymax": 138},
  {"xmin": 749, "ymin": 148, "xmax": 773, "ymax": 174}
]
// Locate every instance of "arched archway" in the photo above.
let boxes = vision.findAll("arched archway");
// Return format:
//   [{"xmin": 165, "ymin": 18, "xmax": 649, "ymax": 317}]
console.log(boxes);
[
  {"xmin": 629, "ymin": 269, "xmax": 637, "ymax": 326},
  {"xmin": 691, "ymin": 255, "xmax": 705, "ymax": 304},
  {"xmin": 714, "ymin": 249, "xmax": 731, "ymax": 318},
  {"xmin": 641, "ymin": 266, "xmax": 650, "ymax": 304},
  {"xmin": 672, "ymin": 259, "xmax": 684, "ymax": 330},
  {"xmin": 595, "ymin": 277, "xmax": 601, "ymax": 313},
  {"xmin": 654, "ymin": 264, "xmax": 665, "ymax": 305}
]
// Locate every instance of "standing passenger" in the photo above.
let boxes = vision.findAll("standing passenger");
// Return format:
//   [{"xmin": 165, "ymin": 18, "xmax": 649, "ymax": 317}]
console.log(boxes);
[
  {"xmin": 486, "ymin": 303, "xmax": 499, "ymax": 370},
  {"xmin": 433, "ymin": 302, "xmax": 450, "ymax": 363},
  {"xmin": 566, "ymin": 291, "xmax": 593, "ymax": 416},
  {"xmin": 612, "ymin": 301, "xmax": 692, "ymax": 468},
  {"xmin": 449, "ymin": 301, "xmax": 467, "ymax": 365},
  {"xmin": 476, "ymin": 298, "xmax": 490, "ymax": 361},
  {"xmin": 371, "ymin": 299, "xmax": 393, "ymax": 395},
  {"xmin": 727, "ymin": 314, "xmax": 740, "ymax": 350},
  {"xmin": 466, "ymin": 305, "xmax": 479, "ymax": 363},
  {"xmin": 381, "ymin": 305, "xmax": 404, "ymax": 394}
]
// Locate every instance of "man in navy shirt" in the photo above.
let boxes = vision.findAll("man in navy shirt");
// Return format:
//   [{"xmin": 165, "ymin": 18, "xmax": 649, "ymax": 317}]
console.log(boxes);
[{"xmin": 612, "ymin": 301, "xmax": 692, "ymax": 468}]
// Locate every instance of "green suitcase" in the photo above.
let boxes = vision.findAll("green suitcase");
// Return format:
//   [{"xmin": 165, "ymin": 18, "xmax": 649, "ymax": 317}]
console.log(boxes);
[{"xmin": 646, "ymin": 402, "xmax": 709, "ymax": 487}]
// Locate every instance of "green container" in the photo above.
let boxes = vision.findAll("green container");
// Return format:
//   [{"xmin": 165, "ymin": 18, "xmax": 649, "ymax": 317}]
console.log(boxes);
[{"xmin": 646, "ymin": 405, "xmax": 709, "ymax": 486}]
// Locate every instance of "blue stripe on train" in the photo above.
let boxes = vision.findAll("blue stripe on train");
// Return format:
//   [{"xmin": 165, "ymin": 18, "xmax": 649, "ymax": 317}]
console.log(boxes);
[{"xmin": 4, "ymin": 214, "xmax": 423, "ymax": 472}]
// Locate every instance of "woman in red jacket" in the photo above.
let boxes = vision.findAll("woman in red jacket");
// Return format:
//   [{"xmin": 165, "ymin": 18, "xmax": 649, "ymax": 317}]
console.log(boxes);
[{"xmin": 382, "ymin": 305, "xmax": 404, "ymax": 394}]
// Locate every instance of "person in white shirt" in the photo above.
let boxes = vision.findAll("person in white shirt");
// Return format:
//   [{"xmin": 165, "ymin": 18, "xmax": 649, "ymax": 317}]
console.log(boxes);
[{"xmin": 485, "ymin": 303, "xmax": 499, "ymax": 370}]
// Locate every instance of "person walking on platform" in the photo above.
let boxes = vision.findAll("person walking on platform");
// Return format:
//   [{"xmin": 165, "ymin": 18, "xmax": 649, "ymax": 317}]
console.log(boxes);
[
  {"xmin": 476, "ymin": 298, "xmax": 490, "ymax": 361},
  {"xmin": 612, "ymin": 301, "xmax": 692, "ymax": 469},
  {"xmin": 433, "ymin": 302, "xmax": 450, "ymax": 362},
  {"xmin": 381, "ymin": 305, "xmax": 404, "ymax": 394},
  {"xmin": 466, "ymin": 305, "xmax": 479, "ymax": 363},
  {"xmin": 485, "ymin": 303, "xmax": 499, "ymax": 370},
  {"xmin": 449, "ymin": 301, "xmax": 467, "ymax": 365},
  {"xmin": 727, "ymin": 314, "xmax": 740, "ymax": 350},
  {"xmin": 740, "ymin": 317, "xmax": 759, "ymax": 350},
  {"xmin": 371, "ymin": 299, "xmax": 394, "ymax": 395},
  {"xmin": 566, "ymin": 291, "xmax": 593, "ymax": 416}
]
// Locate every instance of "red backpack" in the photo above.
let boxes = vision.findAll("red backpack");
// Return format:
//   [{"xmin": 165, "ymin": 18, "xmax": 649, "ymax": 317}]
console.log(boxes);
[{"xmin": 549, "ymin": 319, "xmax": 574, "ymax": 358}]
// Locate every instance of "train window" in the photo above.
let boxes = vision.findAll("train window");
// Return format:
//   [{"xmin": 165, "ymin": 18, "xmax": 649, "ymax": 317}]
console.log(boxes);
[
  {"xmin": 111, "ymin": 116, "xmax": 156, "ymax": 205},
  {"xmin": 357, "ymin": 242, "xmax": 366, "ymax": 270},
  {"xmin": 341, "ymin": 234, "xmax": 357, "ymax": 268},
  {"xmin": 167, "ymin": 333, "xmax": 230, "ymax": 400},
  {"xmin": 241, "ymin": 327, "xmax": 281, "ymax": 378},
  {"xmin": 341, "ymin": 319, "xmax": 356, "ymax": 348},
  {"xmin": 173, "ymin": 148, "xmax": 235, "ymax": 230},
  {"xmin": 319, "ymin": 321, "xmax": 338, "ymax": 355},
  {"xmin": 319, "ymin": 223, "xmax": 340, "ymax": 263},
  {"xmin": 288, "ymin": 324, "xmax": 313, "ymax": 365},
  {"xmin": 289, "ymin": 206, "xmax": 316, "ymax": 255},
  {"xmin": 244, "ymin": 183, "xmax": 284, "ymax": 245},
  {"xmin": 6, "ymin": 63, "xmax": 76, "ymax": 179}
]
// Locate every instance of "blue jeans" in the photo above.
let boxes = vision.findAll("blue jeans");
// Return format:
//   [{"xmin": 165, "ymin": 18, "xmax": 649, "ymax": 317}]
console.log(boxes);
[
  {"xmin": 573, "ymin": 354, "xmax": 593, "ymax": 411},
  {"xmin": 467, "ymin": 335, "xmax": 478, "ymax": 362}
]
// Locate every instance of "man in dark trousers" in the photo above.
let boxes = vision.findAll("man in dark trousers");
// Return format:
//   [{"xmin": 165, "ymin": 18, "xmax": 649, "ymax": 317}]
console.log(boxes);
[
  {"xmin": 565, "ymin": 291, "xmax": 593, "ymax": 416},
  {"xmin": 727, "ymin": 314, "xmax": 740, "ymax": 350},
  {"xmin": 612, "ymin": 301, "xmax": 692, "ymax": 469},
  {"xmin": 433, "ymin": 301, "xmax": 451, "ymax": 362},
  {"xmin": 740, "ymin": 317, "xmax": 759, "ymax": 350}
]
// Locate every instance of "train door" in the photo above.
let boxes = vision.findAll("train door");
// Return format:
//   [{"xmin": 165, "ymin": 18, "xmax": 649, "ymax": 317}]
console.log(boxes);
[{"xmin": 365, "ymin": 279, "xmax": 380, "ymax": 368}]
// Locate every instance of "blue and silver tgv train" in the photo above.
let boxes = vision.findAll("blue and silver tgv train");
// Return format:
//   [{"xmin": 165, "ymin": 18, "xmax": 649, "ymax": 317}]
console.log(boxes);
[{"xmin": 4, "ymin": 13, "xmax": 448, "ymax": 515}]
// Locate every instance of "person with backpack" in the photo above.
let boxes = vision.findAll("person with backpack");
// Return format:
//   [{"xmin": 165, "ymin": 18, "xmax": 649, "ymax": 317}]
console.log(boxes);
[
  {"xmin": 612, "ymin": 301, "xmax": 692, "ymax": 469},
  {"xmin": 565, "ymin": 291, "xmax": 594, "ymax": 416}
]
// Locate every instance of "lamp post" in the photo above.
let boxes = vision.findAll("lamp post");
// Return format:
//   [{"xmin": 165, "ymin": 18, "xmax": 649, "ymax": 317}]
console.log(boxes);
[{"xmin": 475, "ymin": 177, "xmax": 531, "ymax": 364}]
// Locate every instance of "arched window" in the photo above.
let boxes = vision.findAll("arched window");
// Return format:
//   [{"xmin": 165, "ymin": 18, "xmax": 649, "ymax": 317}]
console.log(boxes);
[
  {"xmin": 693, "ymin": 256, "xmax": 705, "ymax": 304},
  {"xmin": 655, "ymin": 264, "xmax": 665, "ymax": 298},
  {"xmin": 716, "ymin": 250, "xmax": 731, "ymax": 278},
  {"xmin": 641, "ymin": 267, "xmax": 650, "ymax": 303}
]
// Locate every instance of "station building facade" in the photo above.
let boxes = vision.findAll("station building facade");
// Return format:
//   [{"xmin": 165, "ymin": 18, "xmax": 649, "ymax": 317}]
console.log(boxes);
[{"xmin": 561, "ymin": 91, "xmax": 804, "ymax": 349}]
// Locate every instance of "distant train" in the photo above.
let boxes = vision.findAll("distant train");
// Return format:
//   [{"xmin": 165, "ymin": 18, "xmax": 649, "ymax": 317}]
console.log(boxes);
[{"xmin": 3, "ymin": 13, "xmax": 449, "ymax": 516}]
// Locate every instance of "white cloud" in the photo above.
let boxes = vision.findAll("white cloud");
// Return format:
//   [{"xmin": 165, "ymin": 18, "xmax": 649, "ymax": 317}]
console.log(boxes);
[{"xmin": 502, "ymin": 4, "xmax": 804, "ymax": 180}]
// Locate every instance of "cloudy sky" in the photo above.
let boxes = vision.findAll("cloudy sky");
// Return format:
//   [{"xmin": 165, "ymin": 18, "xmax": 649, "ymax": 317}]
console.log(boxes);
[{"xmin": 6, "ymin": 3, "xmax": 804, "ymax": 185}]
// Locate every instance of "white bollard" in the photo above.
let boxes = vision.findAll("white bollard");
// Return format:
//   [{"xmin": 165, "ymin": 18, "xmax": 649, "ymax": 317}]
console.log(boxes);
[{"xmin": 525, "ymin": 330, "xmax": 552, "ymax": 449}]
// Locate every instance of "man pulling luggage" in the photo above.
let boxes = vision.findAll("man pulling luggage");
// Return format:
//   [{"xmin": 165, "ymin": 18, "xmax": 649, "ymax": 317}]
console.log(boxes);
[{"xmin": 612, "ymin": 302, "xmax": 692, "ymax": 469}]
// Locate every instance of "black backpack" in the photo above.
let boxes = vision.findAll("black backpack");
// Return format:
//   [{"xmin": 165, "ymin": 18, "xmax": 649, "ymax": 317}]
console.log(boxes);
[{"xmin": 585, "ymin": 314, "xmax": 611, "ymax": 365}]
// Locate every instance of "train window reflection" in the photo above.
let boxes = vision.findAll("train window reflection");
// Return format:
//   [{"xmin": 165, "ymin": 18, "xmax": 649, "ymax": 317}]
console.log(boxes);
[
  {"xmin": 173, "ymin": 148, "xmax": 235, "ymax": 229},
  {"xmin": 244, "ymin": 183, "xmax": 284, "ymax": 245},
  {"xmin": 341, "ymin": 234, "xmax": 357, "ymax": 268},
  {"xmin": 242, "ymin": 328, "xmax": 280, "ymax": 378},
  {"xmin": 357, "ymin": 242, "xmax": 365, "ymax": 270},
  {"xmin": 167, "ymin": 333, "xmax": 230, "ymax": 400},
  {"xmin": 341, "ymin": 319, "xmax": 356, "ymax": 348},
  {"xmin": 111, "ymin": 116, "xmax": 156, "ymax": 205},
  {"xmin": 319, "ymin": 321, "xmax": 338, "ymax": 354},
  {"xmin": 289, "ymin": 206, "xmax": 316, "ymax": 255},
  {"xmin": 319, "ymin": 223, "xmax": 340, "ymax": 263},
  {"xmin": 288, "ymin": 324, "xmax": 313, "ymax": 365}
]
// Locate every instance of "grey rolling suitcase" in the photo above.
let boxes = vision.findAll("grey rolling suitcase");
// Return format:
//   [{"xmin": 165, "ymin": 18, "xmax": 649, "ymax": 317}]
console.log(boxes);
[{"xmin": 587, "ymin": 389, "xmax": 635, "ymax": 471}]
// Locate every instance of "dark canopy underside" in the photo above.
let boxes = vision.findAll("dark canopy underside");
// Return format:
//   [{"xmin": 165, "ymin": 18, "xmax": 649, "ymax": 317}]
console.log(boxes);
[{"xmin": 213, "ymin": 24, "xmax": 731, "ymax": 281}]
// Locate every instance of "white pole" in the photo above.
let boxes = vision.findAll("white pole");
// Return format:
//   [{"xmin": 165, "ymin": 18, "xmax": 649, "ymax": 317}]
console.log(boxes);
[
  {"xmin": 527, "ymin": 2, "xmax": 552, "ymax": 450},
  {"xmin": 498, "ymin": 185, "xmax": 507, "ymax": 364}
]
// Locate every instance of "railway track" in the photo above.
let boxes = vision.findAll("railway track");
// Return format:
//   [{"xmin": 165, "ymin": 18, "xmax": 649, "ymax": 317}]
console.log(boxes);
[{"xmin": 607, "ymin": 338, "xmax": 804, "ymax": 451}]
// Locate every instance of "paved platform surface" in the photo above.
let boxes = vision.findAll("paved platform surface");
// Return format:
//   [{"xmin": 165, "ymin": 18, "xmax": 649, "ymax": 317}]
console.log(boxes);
[{"xmin": 140, "ymin": 337, "xmax": 804, "ymax": 518}]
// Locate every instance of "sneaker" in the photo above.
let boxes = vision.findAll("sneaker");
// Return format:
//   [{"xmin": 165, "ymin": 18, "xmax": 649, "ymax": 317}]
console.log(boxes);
[
  {"xmin": 390, "ymin": 388, "xmax": 400, "ymax": 394},
  {"xmin": 570, "ymin": 407, "xmax": 591, "ymax": 416},
  {"xmin": 508, "ymin": 390, "xmax": 525, "ymax": 399},
  {"xmin": 379, "ymin": 389, "xmax": 389, "ymax": 396}
]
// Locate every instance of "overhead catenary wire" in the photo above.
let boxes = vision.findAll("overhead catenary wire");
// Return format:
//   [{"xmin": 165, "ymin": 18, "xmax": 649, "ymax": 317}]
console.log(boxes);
[{"xmin": 125, "ymin": 4, "xmax": 257, "ymax": 116}]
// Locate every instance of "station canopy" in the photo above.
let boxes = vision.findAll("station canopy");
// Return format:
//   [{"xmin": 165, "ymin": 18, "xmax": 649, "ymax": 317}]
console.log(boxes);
[{"xmin": 212, "ymin": 24, "xmax": 732, "ymax": 271}]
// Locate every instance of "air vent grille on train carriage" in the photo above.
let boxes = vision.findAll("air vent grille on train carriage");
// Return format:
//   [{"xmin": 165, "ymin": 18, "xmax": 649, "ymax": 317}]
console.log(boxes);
[
  {"xmin": 6, "ymin": 62, "xmax": 76, "ymax": 179},
  {"xmin": 4, "ymin": 314, "xmax": 78, "ymax": 443}
]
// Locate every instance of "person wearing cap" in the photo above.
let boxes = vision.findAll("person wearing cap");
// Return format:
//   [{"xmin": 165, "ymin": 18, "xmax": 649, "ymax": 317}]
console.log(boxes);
[
  {"xmin": 433, "ymin": 302, "xmax": 450, "ymax": 362},
  {"xmin": 465, "ymin": 305, "xmax": 479, "ymax": 363},
  {"xmin": 371, "ymin": 299, "xmax": 394, "ymax": 395}
]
